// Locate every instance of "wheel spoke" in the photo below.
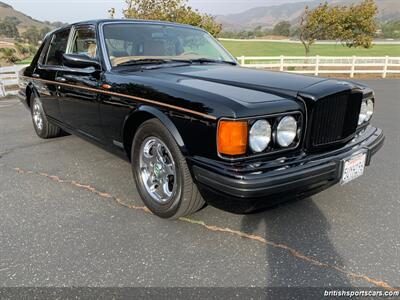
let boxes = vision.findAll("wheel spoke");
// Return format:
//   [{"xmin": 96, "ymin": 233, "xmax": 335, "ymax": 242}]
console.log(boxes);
[
  {"xmin": 155, "ymin": 143, "xmax": 165, "ymax": 163},
  {"xmin": 139, "ymin": 137, "xmax": 177, "ymax": 204},
  {"xmin": 142, "ymin": 169, "xmax": 154, "ymax": 185},
  {"xmin": 149, "ymin": 183, "xmax": 158, "ymax": 195},
  {"xmin": 164, "ymin": 163, "xmax": 175, "ymax": 177},
  {"xmin": 151, "ymin": 182, "xmax": 165, "ymax": 201},
  {"xmin": 162, "ymin": 181, "xmax": 172, "ymax": 197},
  {"xmin": 141, "ymin": 153, "xmax": 153, "ymax": 167}
]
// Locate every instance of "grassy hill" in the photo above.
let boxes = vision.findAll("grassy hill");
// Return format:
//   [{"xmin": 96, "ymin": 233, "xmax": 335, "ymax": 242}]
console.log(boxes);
[
  {"xmin": 0, "ymin": 1, "xmax": 52, "ymax": 32},
  {"xmin": 0, "ymin": 1, "xmax": 65, "ymax": 66},
  {"xmin": 218, "ymin": 0, "xmax": 400, "ymax": 31}
]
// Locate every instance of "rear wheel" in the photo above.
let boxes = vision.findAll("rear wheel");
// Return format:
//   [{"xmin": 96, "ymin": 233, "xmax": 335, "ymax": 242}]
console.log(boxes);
[
  {"xmin": 132, "ymin": 119, "xmax": 204, "ymax": 219},
  {"xmin": 31, "ymin": 95, "xmax": 61, "ymax": 139}
]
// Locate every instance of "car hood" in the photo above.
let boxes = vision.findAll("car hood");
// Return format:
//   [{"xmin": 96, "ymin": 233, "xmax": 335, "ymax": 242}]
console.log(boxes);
[
  {"xmin": 155, "ymin": 65, "xmax": 330, "ymax": 98},
  {"xmin": 112, "ymin": 64, "xmax": 367, "ymax": 118},
  {"xmin": 139, "ymin": 64, "xmax": 365, "ymax": 102}
]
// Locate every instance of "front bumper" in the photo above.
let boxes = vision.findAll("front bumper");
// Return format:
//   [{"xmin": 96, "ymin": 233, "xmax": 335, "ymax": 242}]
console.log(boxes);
[{"xmin": 191, "ymin": 126, "xmax": 384, "ymax": 213}]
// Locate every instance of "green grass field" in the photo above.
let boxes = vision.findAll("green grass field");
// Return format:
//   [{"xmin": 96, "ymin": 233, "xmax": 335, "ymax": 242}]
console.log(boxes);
[
  {"xmin": 220, "ymin": 40, "xmax": 400, "ymax": 57},
  {"xmin": 15, "ymin": 56, "xmax": 34, "ymax": 65}
]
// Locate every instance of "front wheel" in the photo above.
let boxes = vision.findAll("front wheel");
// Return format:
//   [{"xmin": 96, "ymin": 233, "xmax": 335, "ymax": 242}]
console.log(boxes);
[{"xmin": 131, "ymin": 119, "xmax": 204, "ymax": 219}]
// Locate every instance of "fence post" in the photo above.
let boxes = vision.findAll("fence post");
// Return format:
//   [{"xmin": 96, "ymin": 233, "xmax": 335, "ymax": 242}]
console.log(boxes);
[
  {"xmin": 0, "ymin": 82, "xmax": 5, "ymax": 98},
  {"xmin": 239, "ymin": 56, "xmax": 245, "ymax": 66},
  {"xmin": 315, "ymin": 55, "xmax": 320, "ymax": 76},
  {"xmin": 15, "ymin": 67, "xmax": 19, "ymax": 84},
  {"xmin": 280, "ymin": 55, "xmax": 284, "ymax": 71},
  {"xmin": 0, "ymin": 66, "xmax": 5, "ymax": 97},
  {"xmin": 350, "ymin": 56, "xmax": 356, "ymax": 78},
  {"xmin": 382, "ymin": 56, "xmax": 389, "ymax": 79}
]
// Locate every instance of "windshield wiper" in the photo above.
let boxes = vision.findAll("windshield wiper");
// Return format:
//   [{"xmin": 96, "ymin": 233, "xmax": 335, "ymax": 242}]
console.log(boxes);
[
  {"xmin": 116, "ymin": 58, "xmax": 237, "ymax": 67},
  {"xmin": 117, "ymin": 59, "xmax": 170, "ymax": 67},
  {"xmin": 189, "ymin": 58, "xmax": 237, "ymax": 65},
  {"xmin": 116, "ymin": 58, "xmax": 192, "ymax": 67}
]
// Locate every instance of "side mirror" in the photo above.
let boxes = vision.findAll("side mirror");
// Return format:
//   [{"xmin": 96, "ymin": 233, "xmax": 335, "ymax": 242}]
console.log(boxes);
[{"xmin": 62, "ymin": 53, "xmax": 101, "ymax": 70}]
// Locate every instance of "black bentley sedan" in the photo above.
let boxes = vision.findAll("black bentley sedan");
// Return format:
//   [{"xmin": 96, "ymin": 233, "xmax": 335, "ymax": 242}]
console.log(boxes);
[{"xmin": 18, "ymin": 19, "xmax": 384, "ymax": 219}]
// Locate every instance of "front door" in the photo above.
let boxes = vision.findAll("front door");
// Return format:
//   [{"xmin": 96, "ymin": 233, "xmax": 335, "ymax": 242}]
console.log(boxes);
[{"xmin": 57, "ymin": 25, "xmax": 104, "ymax": 141}]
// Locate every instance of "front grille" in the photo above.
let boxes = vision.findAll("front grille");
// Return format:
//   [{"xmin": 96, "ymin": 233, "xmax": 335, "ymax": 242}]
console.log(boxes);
[{"xmin": 310, "ymin": 92, "xmax": 362, "ymax": 148}]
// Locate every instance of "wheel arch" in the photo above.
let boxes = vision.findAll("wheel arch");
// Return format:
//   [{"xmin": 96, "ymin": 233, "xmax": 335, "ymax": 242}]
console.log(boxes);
[
  {"xmin": 122, "ymin": 106, "xmax": 186, "ymax": 160},
  {"xmin": 25, "ymin": 83, "xmax": 37, "ymax": 107}
]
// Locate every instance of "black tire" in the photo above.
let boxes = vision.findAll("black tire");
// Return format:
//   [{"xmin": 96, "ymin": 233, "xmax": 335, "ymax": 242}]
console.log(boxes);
[
  {"xmin": 30, "ymin": 95, "xmax": 61, "ymax": 139},
  {"xmin": 132, "ymin": 119, "xmax": 205, "ymax": 219}
]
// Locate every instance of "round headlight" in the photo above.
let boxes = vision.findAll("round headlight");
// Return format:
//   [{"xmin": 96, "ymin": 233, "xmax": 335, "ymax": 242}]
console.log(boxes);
[
  {"xmin": 358, "ymin": 101, "xmax": 368, "ymax": 125},
  {"xmin": 276, "ymin": 116, "xmax": 297, "ymax": 147},
  {"xmin": 249, "ymin": 120, "xmax": 271, "ymax": 152},
  {"xmin": 366, "ymin": 99, "xmax": 374, "ymax": 121}
]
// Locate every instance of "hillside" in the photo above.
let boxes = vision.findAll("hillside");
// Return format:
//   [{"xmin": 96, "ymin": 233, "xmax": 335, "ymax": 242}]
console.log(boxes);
[
  {"xmin": 0, "ymin": 1, "xmax": 52, "ymax": 32},
  {"xmin": 217, "ymin": 0, "xmax": 400, "ymax": 31}
]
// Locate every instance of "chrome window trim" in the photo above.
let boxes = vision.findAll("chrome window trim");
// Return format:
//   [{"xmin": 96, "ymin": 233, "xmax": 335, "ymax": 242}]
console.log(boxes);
[
  {"xmin": 65, "ymin": 26, "xmax": 76, "ymax": 54},
  {"xmin": 38, "ymin": 34, "xmax": 54, "ymax": 66}
]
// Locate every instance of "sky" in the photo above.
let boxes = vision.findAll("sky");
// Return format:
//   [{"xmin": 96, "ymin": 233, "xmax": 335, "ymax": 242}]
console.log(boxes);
[{"xmin": 2, "ymin": 0, "xmax": 309, "ymax": 23}]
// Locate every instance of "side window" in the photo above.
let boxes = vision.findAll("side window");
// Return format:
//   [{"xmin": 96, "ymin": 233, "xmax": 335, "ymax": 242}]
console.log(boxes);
[
  {"xmin": 44, "ymin": 29, "xmax": 70, "ymax": 66},
  {"xmin": 69, "ymin": 27, "xmax": 97, "ymax": 59}
]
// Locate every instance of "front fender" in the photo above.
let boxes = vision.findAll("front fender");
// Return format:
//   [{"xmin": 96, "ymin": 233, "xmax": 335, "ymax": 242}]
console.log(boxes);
[{"xmin": 123, "ymin": 105, "xmax": 188, "ymax": 156}]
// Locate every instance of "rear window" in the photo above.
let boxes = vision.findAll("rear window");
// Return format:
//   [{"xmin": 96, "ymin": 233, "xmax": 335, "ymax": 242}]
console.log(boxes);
[{"xmin": 44, "ymin": 28, "xmax": 70, "ymax": 66}]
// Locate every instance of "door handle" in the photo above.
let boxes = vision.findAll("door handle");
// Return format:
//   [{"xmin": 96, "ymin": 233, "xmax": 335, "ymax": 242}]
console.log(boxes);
[
  {"xmin": 55, "ymin": 77, "xmax": 66, "ymax": 83},
  {"xmin": 32, "ymin": 73, "xmax": 40, "ymax": 78}
]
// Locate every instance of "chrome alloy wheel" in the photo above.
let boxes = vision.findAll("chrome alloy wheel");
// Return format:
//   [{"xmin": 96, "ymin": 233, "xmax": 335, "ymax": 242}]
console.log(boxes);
[
  {"xmin": 139, "ymin": 137, "xmax": 177, "ymax": 204},
  {"xmin": 32, "ymin": 99, "xmax": 44, "ymax": 131}
]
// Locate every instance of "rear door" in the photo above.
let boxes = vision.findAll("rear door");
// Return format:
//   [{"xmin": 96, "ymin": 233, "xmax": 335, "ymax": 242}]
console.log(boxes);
[
  {"xmin": 57, "ymin": 25, "xmax": 104, "ymax": 141},
  {"xmin": 32, "ymin": 28, "xmax": 71, "ymax": 122}
]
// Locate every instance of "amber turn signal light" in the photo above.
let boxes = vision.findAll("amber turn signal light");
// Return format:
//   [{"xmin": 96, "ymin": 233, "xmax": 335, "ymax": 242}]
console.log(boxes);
[{"xmin": 217, "ymin": 120, "xmax": 248, "ymax": 156}]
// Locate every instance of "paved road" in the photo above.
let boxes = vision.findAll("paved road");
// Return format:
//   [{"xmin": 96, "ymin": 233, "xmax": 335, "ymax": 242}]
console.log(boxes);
[{"xmin": 0, "ymin": 80, "xmax": 399, "ymax": 289}]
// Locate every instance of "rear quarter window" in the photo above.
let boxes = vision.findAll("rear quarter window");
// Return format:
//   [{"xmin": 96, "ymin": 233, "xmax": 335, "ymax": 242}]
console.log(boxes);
[{"xmin": 44, "ymin": 28, "xmax": 70, "ymax": 66}]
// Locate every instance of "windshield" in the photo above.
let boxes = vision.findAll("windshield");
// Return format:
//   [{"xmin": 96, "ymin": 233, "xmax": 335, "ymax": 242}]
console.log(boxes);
[{"xmin": 102, "ymin": 23, "xmax": 236, "ymax": 67}]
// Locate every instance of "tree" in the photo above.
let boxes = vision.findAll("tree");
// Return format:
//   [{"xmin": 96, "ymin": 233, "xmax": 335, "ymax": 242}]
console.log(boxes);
[
  {"xmin": 299, "ymin": 0, "xmax": 377, "ymax": 55},
  {"xmin": 14, "ymin": 42, "xmax": 30, "ymax": 55},
  {"xmin": 338, "ymin": 0, "xmax": 377, "ymax": 48},
  {"xmin": 381, "ymin": 20, "xmax": 400, "ymax": 39},
  {"xmin": 28, "ymin": 44, "xmax": 38, "ymax": 55},
  {"xmin": 44, "ymin": 21, "xmax": 68, "ymax": 28},
  {"xmin": 108, "ymin": 8, "xmax": 116, "ymax": 19},
  {"xmin": 299, "ymin": 3, "xmax": 340, "ymax": 55},
  {"xmin": 21, "ymin": 26, "xmax": 42, "ymax": 45},
  {"xmin": 120, "ymin": 0, "xmax": 222, "ymax": 36},
  {"xmin": 0, "ymin": 17, "xmax": 20, "ymax": 38},
  {"xmin": 40, "ymin": 26, "xmax": 52, "ymax": 39},
  {"xmin": 0, "ymin": 48, "xmax": 19, "ymax": 63},
  {"xmin": 273, "ymin": 21, "xmax": 291, "ymax": 37}
]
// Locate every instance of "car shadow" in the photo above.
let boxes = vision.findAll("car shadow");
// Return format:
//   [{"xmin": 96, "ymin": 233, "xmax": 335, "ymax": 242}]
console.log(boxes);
[{"xmin": 240, "ymin": 197, "xmax": 351, "ymax": 287}]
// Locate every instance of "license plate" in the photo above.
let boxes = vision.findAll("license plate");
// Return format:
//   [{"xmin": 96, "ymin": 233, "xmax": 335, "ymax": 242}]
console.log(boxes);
[{"xmin": 341, "ymin": 152, "xmax": 367, "ymax": 185}]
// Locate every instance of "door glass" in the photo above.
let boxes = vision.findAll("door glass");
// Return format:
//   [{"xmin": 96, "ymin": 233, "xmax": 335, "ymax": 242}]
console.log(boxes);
[
  {"xmin": 70, "ymin": 27, "xmax": 97, "ymax": 59},
  {"xmin": 45, "ymin": 29, "xmax": 70, "ymax": 66}
]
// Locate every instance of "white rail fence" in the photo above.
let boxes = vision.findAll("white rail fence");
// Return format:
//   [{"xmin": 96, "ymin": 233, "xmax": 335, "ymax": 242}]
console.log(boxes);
[
  {"xmin": 1, "ymin": 57, "xmax": 398, "ymax": 97},
  {"xmin": 237, "ymin": 56, "xmax": 400, "ymax": 78},
  {"xmin": 0, "ymin": 65, "xmax": 27, "ymax": 97}
]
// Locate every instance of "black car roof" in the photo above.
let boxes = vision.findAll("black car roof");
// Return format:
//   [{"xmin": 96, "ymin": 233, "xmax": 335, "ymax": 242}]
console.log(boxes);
[{"xmin": 60, "ymin": 19, "xmax": 202, "ymax": 31}]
